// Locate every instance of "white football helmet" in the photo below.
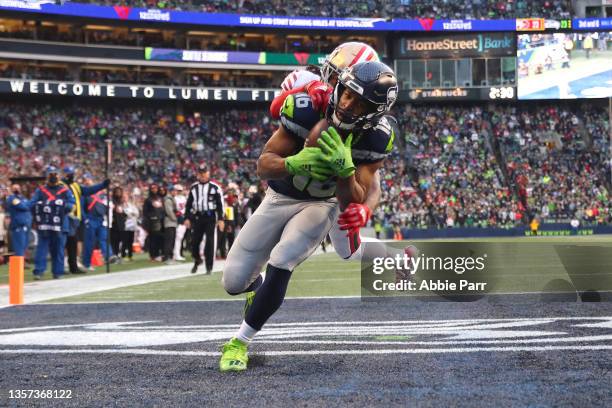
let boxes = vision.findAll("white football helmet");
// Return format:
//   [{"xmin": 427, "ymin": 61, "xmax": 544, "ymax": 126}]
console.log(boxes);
[{"xmin": 321, "ymin": 42, "xmax": 380, "ymax": 85}]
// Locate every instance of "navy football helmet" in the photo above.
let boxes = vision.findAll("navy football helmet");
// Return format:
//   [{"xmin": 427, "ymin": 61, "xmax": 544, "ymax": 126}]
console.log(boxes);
[{"xmin": 326, "ymin": 61, "xmax": 398, "ymax": 131}]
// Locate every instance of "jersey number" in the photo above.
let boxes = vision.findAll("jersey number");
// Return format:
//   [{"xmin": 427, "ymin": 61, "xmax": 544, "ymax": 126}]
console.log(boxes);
[
  {"xmin": 292, "ymin": 175, "xmax": 336, "ymax": 198},
  {"xmin": 295, "ymin": 96, "xmax": 310, "ymax": 108}
]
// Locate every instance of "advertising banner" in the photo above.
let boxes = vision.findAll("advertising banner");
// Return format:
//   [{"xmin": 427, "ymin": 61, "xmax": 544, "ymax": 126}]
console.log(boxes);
[
  {"xmin": 145, "ymin": 48, "xmax": 327, "ymax": 65},
  {"xmin": 0, "ymin": 79, "xmax": 281, "ymax": 102},
  {"xmin": 396, "ymin": 32, "xmax": 516, "ymax": 58},
  {"xmin": 0, "ymin": 1, "xmax": 516, "ymax": 32}
]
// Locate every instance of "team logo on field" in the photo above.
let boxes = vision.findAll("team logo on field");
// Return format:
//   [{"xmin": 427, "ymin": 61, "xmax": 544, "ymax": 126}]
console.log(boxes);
[{"xmin": 0, "ymin": 317, "xmax": 611, "ymax": 354}]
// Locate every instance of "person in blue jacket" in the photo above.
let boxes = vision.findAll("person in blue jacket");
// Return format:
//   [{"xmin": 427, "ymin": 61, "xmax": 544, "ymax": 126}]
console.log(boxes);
[
  {"xmin": 82, "ymin": 173, "xmax": 117, "ymax": 269},
  {"xmin": 62, "ymin": 165, "xmax": 109, "ymax": 274},
  {"xmin": 31, "ymin": 165, "xmax": 75, "ymax": 280},
  {"xmin": 5, "ymin": 183, "xmax": 32, "ymax": 256}
]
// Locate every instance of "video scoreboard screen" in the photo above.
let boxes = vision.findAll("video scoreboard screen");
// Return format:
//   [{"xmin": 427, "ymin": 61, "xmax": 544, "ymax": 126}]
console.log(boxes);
[{"xmin": 517, "ymin": 31, "xmax": 612, "ymax": 99}]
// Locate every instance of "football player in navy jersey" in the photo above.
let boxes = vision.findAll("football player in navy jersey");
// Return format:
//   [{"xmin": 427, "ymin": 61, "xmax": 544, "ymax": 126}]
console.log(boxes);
[
  {"xmin": 270, "ymin": 42, "xmax": 400, "ymax": 264},
  {"xmin": 219, "ymin": 61, "xmax": 398, "ymax": 372}
]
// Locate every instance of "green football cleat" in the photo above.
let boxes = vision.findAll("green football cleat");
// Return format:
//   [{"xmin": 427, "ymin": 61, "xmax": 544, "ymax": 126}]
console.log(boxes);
[
  {"xmin": 219, "ymin": 338, "xmax": 249, "ymax": 372},
  {"xmin": 243, "ymin": 291, "xmax": 256, "ymax": 318}
]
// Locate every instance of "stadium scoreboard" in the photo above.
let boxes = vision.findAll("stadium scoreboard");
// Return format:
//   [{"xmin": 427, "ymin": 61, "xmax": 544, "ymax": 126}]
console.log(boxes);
[{"xmin": 402, "ymin": 86, "xmax": 515, "ymax": 102}]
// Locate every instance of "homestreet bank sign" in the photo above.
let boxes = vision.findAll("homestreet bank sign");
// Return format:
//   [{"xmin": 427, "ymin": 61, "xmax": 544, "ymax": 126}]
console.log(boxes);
[
  {"xmin": 397, "ymin": 32, "xmax": 515, "ymax": 58},
  {"xmin": 1, "ymin": 79, "xmax": 281, "ymax": 101}
]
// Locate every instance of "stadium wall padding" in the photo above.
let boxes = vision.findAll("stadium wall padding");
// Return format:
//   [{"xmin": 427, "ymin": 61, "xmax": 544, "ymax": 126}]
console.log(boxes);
[{"xmin": 395, "ymin": 224, "xmax": 612, "ymax": 239}]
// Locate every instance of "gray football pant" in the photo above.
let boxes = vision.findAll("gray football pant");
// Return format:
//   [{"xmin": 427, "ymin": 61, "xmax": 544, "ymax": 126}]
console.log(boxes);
[{"xmin": 222, "ymin": 188, "xmax": 339, "ymax": 294}]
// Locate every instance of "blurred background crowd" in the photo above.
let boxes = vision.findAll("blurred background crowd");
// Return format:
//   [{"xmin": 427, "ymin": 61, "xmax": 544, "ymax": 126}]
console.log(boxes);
[{"xmin": 0, "ymin": 100, "xmax": 609, "ymax": 256}]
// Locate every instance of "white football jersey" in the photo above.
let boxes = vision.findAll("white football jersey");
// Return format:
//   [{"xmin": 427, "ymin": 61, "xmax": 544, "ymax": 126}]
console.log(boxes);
[{"xmin": 174, "ymin": 194, "xmax": 187, "ymax": 216}]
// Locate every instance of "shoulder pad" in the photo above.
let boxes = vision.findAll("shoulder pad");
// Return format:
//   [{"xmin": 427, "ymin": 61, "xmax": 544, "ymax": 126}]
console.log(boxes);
[
  {"xmin": 351, "ymin": 116, "xmax": 396, "ymax": 163},
  {"xmin": 280, "ymin": 93, "xmax": 321, "ymax": 140}
]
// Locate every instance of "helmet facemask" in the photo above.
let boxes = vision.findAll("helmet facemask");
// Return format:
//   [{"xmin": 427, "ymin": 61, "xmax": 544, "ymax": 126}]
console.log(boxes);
[{"xmin": 327, "ymin": 67, "xmax": 392, "ymax": 131}]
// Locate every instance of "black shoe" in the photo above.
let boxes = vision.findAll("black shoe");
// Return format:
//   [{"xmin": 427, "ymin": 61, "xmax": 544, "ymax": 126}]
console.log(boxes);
[
  {"xmin": 72, "ymin": 268, "xmax": 87, "ymax": 274},
  {"xmin": 205, "ymin": 268, "xmax": 212, "ymax": 275},
  {"xmin": 53, "ymin": 275, "xmax": 63, "ymax": 280},
  {"xmin": 191, "ymin": 258, "xmax": 202, "ymax": 274}
]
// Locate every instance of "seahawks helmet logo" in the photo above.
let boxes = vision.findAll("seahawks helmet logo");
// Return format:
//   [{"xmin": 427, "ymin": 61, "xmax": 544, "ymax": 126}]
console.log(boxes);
[{"xmin": 387, "ymin": 86, "xmax": 398, "ymax": 108}]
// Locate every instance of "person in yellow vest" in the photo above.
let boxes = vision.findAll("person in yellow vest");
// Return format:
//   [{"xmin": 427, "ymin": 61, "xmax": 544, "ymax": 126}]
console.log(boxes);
[
  {"xmin": 530, "ymin": 217, "xmax": 540, "ymax": 236},
  {"xmin": 218, "ymin": 190, "xmax": 241, "ymax": 259},
  {"xmin": 62, "ymin": 166, "xmax": 109, "ymax": 274},
  {"xmin": 563, "ymin": 36, "xmax": 574, "ymax": 59},
  {"xmin": 583, "ymin": 34, "xmax": 593, "ymax": 59}
]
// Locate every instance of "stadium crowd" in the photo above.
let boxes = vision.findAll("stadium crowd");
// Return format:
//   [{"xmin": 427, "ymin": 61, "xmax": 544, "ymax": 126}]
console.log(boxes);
[
  {"xmin": 0, "ymin": 100, "xmax": 610, "ymax": 268},
  {"xmin": 78, "ymin": 0, "xmax": 574, "ymax": 19},
  {"xmin": 490, "ymin": 104, "xmax": 610, "ymax": 225}
]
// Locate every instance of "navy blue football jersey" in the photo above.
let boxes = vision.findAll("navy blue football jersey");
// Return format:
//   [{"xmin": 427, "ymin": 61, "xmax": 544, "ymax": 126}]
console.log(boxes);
[{"xmin": 269, "ymin": 93, "xmax": 395, "ymax": 200}]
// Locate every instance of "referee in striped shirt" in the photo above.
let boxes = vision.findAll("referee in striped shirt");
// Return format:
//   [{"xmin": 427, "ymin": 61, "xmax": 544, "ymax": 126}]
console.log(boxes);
[{"xmin": 184, "ymin": 164, "xmax": 224, "ymax": 274}]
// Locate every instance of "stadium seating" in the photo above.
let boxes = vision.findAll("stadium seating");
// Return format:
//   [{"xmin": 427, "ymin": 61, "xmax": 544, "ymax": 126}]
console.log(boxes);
[{"xmin": 1, "ymin": 101, "xmax": 608, "ymax": 228}]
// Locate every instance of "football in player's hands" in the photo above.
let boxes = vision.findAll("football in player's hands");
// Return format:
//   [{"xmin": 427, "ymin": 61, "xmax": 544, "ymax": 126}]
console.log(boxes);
[
  {"xmin": 305, "ymin": 119, "xmax": 355, "ymax": 178},
  {"xmin": 304, "ymin": 118, "xmax": 331, "ymax": 148}
]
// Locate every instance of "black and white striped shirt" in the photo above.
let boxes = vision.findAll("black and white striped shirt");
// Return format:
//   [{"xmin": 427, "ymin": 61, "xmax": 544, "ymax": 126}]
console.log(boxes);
[{"xmin": 185, "ymin": 181, "xmax": 224, "ymax": 220}]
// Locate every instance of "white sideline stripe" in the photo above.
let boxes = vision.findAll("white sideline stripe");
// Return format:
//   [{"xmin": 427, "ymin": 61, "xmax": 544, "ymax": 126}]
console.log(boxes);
[
  {"xmin": 0, "ymin": 248, "xmax": 333, "ymax": 308},
  {"xmin": 1, "ymin": 345, "xmax": 612, "ymax": 356}
]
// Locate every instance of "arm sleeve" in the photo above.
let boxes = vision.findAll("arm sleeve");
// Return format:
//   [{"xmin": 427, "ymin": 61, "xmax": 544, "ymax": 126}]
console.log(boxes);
[
  {"xmin": 65, "ymin": 189, "xmax": 75, "ymax": 212},
  {"xmin": 215, "ymin": 189, "xmax": 225, "ymax": 220},
  {"xmin": 269, "ymin": 85, "xmax": 307, "ymax": 119},
  {"xmin": 15, "ymin": 199, "xmax": 31, "ymax": 211},
  {"xmin": 185, "ymin": 189, "xmax": 194, "ymax": 220},
  {"xmin": 80, "ymin": 181, "xmax": 106, "ymax": 196},
  {"xmin": 29, "ymin": 190, "xmax": 41, "ymax": 209}
]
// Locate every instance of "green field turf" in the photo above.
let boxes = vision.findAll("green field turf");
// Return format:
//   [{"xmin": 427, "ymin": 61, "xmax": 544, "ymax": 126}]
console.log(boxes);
[
  {"xmin": 0, "ymin": 253, "xmax": 178, "ymax": 284},
  {"xmin": 46, "ymin": 235, "xmax": 612, "ymax": 303}
]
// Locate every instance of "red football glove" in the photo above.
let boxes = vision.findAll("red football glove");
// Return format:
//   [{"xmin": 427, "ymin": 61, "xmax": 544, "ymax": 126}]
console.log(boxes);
[
  {"xmin": 338, "ymin": 203, "xmax": 371, "ymax": 231},
  {"xmin": 304, "ymin": 80, "xmax": 333, "ymax": 113}
]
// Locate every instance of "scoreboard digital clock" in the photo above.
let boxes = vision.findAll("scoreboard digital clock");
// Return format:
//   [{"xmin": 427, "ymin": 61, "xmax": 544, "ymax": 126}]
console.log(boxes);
[
  {"xmin": 488, "ymin": 87, "xmax": 515, "ymax": 99},
  {"xmin": 400, "ymin": 87, "xmax": 516, "ymax": 101}
]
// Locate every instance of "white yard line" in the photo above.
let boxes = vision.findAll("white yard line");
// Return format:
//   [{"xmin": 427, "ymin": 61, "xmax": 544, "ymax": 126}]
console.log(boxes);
[{"xmin": 1, "ymin": 344, "xmax": 612, "ymax": 356}]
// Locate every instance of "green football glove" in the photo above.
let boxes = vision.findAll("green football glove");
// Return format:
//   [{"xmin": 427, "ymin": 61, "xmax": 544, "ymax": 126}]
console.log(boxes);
[
  {"xmin": 317, "ymin": 126, "xmax": 355, "ymax": 178},
  {"xmin": 285, "ymin": 147, "xmax": 334, "ymax": 181}
]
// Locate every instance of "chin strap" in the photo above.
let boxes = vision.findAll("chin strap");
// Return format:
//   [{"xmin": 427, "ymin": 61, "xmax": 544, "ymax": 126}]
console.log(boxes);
[{"xmin": 332, "ymin": 112, "xmax": 356, "ymax": 131}]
